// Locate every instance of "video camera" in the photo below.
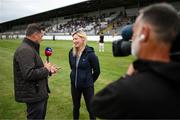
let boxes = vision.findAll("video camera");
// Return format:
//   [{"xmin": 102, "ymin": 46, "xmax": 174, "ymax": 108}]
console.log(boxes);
[
  {"xmin": 112, "ymin": 24, "xmax": 133, "ymax": 57},
  {"xmin": 112, "ymin": 24, "xmax": 180, "ymax": 62}
]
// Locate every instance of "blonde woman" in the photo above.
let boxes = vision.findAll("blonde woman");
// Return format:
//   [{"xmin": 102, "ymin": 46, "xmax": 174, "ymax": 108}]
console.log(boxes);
[{"xmin": 69, "ymin": 30, "xmax": 100, "ymax": 119}]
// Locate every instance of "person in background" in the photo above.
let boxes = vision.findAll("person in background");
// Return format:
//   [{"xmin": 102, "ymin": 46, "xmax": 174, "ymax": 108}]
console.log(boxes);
[
  {"xmin": 13, "ymin": 23, "xmax": 58, "ymax": 119},
  {"xmin": 69, "ymin": 30, "xmax": 100, "ymax": 120},
  {"xmin": 99, "ymin": 32, "xmax": 104, "ymax": 52},
  {"xmin": 92, "ymin": 3, "xmax": 180, "ymax": 119}
]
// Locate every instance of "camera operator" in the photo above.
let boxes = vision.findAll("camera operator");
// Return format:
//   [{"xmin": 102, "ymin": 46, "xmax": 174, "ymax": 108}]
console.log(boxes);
[{"xmin": 92, "ymin": 3, "xmax": 180, "ymax": 119}]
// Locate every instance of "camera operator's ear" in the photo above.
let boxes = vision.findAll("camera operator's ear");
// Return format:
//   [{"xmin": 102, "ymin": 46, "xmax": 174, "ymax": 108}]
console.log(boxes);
[
  {"xmin": 139, "ymin": 34, "xmax": 145, "ymax": 41},
  {"xmin": 141, "ymin": 25, "xmax": 150, "ymax": 42}
]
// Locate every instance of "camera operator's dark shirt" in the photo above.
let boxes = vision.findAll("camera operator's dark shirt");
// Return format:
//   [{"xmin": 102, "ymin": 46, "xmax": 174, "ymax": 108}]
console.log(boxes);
[{"xmin": 92, "ymin": 59, "xmax": 180, "ymax": 119}]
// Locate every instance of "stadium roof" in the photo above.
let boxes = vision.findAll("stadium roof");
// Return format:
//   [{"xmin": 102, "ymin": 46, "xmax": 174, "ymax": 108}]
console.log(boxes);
[{"xmin": 0, "ymin": 0, "xmax": 178, "ymax": 32}]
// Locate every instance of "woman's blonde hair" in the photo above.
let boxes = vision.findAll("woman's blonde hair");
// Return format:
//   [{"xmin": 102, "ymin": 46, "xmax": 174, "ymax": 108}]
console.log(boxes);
[{"xmin": 72, "ymin": 30, "xmax": 87, "ymax": 56}]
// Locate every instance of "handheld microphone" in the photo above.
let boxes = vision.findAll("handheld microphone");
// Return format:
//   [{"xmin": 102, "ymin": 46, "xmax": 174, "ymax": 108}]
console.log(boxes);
[{"xmin": 45, "ymin": 47, "xmax": 52, "ymax": 62}]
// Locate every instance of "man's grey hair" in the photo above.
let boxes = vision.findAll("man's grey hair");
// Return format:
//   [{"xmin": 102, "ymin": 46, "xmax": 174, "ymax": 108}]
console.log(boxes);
[{"xmin": 139, "ymin": 3, "xmax": 180, "ymax": 44}]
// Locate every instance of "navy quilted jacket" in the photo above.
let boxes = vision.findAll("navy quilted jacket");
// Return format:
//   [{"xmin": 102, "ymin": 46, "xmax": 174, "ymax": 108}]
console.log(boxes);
[{"xmin": 69, "ymin": 46, "xmax": 100, "ymax": 88}]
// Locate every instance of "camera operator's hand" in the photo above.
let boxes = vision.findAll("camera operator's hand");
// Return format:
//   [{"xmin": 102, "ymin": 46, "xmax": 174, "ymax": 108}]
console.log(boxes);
[{"xmin": 126, "ymin": 64, "xmax": 137, "ymax": 76}]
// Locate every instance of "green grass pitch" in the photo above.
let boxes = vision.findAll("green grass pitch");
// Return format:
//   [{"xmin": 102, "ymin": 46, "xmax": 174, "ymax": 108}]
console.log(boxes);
[{"xmin": 0, "ymin": 39, "xmax": 134, "ymax": 119}]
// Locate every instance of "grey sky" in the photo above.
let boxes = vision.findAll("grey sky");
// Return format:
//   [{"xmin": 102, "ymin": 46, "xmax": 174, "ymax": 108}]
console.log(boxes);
[{"xmin": 0, "ymin": 0, "xmax": 87, "ymax": 23}]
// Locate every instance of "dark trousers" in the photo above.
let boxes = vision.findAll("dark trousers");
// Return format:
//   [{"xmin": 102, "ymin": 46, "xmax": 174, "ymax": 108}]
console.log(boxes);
[
  {"xmin": 71, "ymin": 85, "xmax": 95, "ymax": 120},
  {"xmin": 26, "ymin": 99, "xmax": 48, "ymax": 120}
]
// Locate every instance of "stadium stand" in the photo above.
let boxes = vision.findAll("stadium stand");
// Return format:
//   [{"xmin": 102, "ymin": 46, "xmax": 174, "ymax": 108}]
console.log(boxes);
[{"xmin": 0, "ymin": 0, "xmax": 179, "ymax": 40}]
